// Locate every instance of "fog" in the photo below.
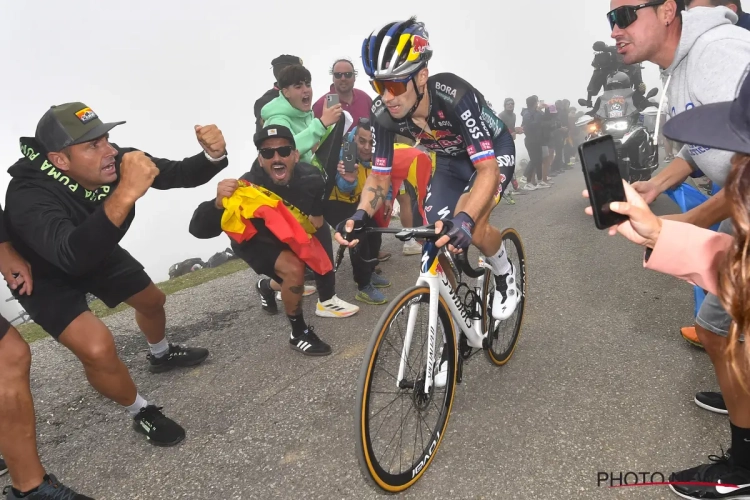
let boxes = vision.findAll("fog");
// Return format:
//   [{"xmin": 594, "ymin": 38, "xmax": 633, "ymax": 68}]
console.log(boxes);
[{"xmin": 0, "ymin": 0, "xmax": 663, "ymax": 320}]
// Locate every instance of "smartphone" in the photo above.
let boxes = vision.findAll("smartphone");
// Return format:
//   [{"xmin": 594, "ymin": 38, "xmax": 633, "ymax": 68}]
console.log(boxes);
[
  {"xmin": 342, "ymin": 140, "xmax": 357, "ymax": 173},
  {"xmin": 326, "ymin": 94, "xmax": 340, "ymax": 108},
  {"xmin": 579, "ymin": 135, "xmax": 628, "ymax": 230}
]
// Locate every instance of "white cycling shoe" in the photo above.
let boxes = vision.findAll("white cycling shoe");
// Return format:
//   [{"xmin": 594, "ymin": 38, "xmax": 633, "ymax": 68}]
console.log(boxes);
[{"xmin": 492, "ymin": 262, "xmax": 519, "ymax": 321}]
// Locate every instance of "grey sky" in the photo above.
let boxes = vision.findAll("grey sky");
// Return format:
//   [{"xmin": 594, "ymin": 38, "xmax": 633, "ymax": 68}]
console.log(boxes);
[{"xmin": 0, "ymin": 0, "xmax": 663, "ymax": 319}]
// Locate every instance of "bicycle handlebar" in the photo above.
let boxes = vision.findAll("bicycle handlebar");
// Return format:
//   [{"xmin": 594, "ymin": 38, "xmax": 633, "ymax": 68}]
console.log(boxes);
[{"xmin": 334, "ymin": 225, "xmax": 485, "ymax": 279}]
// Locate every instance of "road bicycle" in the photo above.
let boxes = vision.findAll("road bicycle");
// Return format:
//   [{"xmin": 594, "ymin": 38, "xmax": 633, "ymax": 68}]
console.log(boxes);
[{"xmin": 337, "ymin": 224, "xmax": 526, "ymax": 493}]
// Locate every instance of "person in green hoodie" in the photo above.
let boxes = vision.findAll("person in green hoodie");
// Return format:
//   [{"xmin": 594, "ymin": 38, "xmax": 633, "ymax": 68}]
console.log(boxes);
[{"xmin": 260, "ymin": 65, "xmax": 343, "ymax": 165}]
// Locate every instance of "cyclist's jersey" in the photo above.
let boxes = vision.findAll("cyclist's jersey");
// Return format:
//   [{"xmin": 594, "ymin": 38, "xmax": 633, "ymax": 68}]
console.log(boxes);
[{"xmin": 370, "ymin": 72, "xmax": 514, "ymax": 176}]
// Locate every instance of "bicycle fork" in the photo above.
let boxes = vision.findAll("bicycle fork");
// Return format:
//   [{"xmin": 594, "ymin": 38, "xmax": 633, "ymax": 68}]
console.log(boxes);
[{"xmin": 396, "ymin": 277, "xmax": 440, "ymax": 396}]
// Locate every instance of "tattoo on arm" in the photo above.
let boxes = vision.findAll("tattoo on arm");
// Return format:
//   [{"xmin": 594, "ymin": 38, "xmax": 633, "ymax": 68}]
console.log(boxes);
[{"xmin": 366, "ymin": 185, "xmax": 387, "ymax": 210}]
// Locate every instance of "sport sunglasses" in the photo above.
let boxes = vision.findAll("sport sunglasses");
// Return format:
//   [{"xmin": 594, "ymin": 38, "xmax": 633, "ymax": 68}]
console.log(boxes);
[
  {"xmin": 607, "ymin": 0, "xmax": 667, "ymax": 30},
  {"xmin": 370, "ymin": 75, "xmax": 413, "ymax": 97},
  {"xmin": 259, "ymin": 146, "xmax": 293, "ymax": 159}
]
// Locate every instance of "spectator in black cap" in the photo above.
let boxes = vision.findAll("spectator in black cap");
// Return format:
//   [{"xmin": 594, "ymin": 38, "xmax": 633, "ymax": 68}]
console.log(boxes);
[
  {"xmin": 254, "ymin": 54, "xmax": 304, "ymax": 134},
  {"xmin": 3, "ymin": 101, "xmax": 229, "ymax": 449},
  {"xmin": 190, "ymin": 124, "xmax": 359, "ymax": 357},
  {"xmin": 583, "ymin": 66, "xmax": 750, "ymax": 499}
]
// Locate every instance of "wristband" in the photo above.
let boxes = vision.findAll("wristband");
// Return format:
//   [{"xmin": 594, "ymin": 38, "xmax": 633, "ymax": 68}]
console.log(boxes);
[{"xmin": 205, "ymin": 151, "xmax": 227, "ymax": 162}]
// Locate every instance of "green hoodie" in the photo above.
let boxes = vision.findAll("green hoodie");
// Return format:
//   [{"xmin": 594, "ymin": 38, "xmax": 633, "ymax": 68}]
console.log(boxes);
[{"xmin": 260, "ymin": 93, "xmax": 328, "ymax": 164}]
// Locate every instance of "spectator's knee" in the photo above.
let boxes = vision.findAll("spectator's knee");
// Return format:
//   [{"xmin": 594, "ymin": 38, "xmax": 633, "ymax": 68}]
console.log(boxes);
[
  {"xmin": 76, "ymin": 336, "xmax": 119, "ymax": 370},
  {"xmin": 276, "ymin": 252, "xmax": 305, "ymax": 284},
  {"xmin": 0, "ymin": 328, "xmax": 31, "ymax": 382}
]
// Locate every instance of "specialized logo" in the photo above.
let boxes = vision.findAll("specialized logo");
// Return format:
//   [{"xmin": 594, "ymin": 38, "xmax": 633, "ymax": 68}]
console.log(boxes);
[{"xmin": 75, "ymin": 107, "xmax": 97, "ymax": 124}]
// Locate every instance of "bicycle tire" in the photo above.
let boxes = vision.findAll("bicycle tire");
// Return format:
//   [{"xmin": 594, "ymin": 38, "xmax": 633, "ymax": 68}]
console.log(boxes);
[
  {"xmin": 355, "ymin": 285, "xmax": 458, "ymax": 493},
  {"xmin": 485, "ymin": 228, "xmax": 527, "ymax": 366}
]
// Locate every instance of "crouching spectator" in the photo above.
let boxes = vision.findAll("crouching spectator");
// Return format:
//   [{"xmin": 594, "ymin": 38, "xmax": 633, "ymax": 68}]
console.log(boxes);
[
  {"xmin": 325, "ymin": 119, "xmax": 391, "ymax": 305},
  {"xmin": 190, "ymin": 125, "xmax": 359, "ymax": 357}
]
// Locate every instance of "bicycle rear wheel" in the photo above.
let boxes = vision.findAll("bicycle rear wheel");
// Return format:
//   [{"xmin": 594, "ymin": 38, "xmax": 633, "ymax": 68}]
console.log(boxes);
[
  {"xmin": 484, "ymin": 228, "xmax": 526, "ymax": 365},
  {"xmin": 355, "ymin": 286, "xmax": 457, "ymax": 492}
]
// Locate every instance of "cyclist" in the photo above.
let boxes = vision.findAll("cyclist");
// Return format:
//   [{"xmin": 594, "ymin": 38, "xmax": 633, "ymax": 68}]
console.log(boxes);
[{"xmin": 334, "ymin": 16, "xmax": 520, "ymax": 323}]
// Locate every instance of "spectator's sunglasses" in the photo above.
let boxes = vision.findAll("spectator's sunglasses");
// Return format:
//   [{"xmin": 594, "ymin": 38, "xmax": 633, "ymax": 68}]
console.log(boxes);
[
  {"xmin": 334, "ymin": 71, "xmax": 354, "ymax": 79},
  {"xmin": 607, "ymin": 0, "xmax": 666, "ymax": 30},
  {"xmin": 259, "ymin": 146, "xmax": 293, "ymax": 159},
  {"xmin": 370, "ymin": 75, "xmax": 413, "ymax": 97}
]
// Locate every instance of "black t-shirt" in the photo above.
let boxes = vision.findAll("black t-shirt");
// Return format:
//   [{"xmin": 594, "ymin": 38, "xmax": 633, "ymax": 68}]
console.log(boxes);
[
  {"xmin": 189, "ymin": 161, "xmax": 325, "ymax": 242},
  {"xmin": 245, "ymin": 160, "xmax": 324, "ymax": 216}
]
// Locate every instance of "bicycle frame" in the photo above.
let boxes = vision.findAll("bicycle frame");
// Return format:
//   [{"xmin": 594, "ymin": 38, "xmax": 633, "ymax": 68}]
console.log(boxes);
[{"xmin": 395, "ymin": 240, "xmax": 490, "ymax": 395}]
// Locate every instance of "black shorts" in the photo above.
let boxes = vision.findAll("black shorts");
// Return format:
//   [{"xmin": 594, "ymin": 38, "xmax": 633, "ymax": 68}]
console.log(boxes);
[
  {"xmin": 231, "ymin": 219, "xmax": 334, "ymax": 283},
  {"xmin": 424, "ymin": 140, "xmax": 515, "ymax": 225},
  {"xmin": 13, "ymin": 249, "xmax": 151, "ymax": 340},
  {"xmin": 0, "ymin": 314, "xmax": 10, "ymax": 341}
]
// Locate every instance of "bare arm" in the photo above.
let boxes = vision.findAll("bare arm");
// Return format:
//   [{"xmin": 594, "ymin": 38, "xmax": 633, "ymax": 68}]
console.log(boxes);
[
  {"xmin": 357, "ymin": 174, "xmax": 392, "ymax": 217},
  {"xmin": 651, "ymin": 157, "xmax": 694, "ymax": 194},
  {"xmin": 460, "ymin": 159, "xmax": 501, "ymax": 221}
]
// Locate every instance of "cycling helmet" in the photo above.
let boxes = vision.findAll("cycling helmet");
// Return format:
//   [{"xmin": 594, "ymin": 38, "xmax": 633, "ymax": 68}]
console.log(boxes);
[
  {"xmin": 606, "ymin": 71, "xmax": 631, "ymax": 90},
  {"xmin": 361, "ymin": 17, "xmax": 432, "ymax": 80}
]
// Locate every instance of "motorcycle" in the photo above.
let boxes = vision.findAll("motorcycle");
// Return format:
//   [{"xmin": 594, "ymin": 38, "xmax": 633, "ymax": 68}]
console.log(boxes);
[{"xmin": 576, "ymin": 87, "xmax": 661, "ymax": 183}]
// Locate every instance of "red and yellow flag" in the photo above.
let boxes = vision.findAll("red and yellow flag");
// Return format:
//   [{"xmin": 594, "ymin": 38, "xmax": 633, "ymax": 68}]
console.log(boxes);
[
  {"xmin": 221, "ymin": 180, "xmax": 332, "ymax": 275},
  {"xmin": 372, "ymin": 145, "xmax": 434, "ymax": 228}
]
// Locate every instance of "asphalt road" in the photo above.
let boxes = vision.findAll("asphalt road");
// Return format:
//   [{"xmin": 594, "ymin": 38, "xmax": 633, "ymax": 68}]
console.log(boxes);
[{"xmin": 3, "ymin": 165, "xmax": 727, "ymax": 500}]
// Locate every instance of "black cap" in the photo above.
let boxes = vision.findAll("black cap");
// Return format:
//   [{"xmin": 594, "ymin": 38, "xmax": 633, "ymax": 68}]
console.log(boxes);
[
  {"xmin": 35, "ymin": 102, "xmax": 125, "ymax": 152},
  {"xmin": 663, "ymin": 68, "xmax": 750, "ymax": 156},
  {"xmin": 271, "ymin": 54, "xmax": 303, "ymax": 67},
  {"xmin": 253, "ymin": 124, "xmax": 296, "ymax": 149}
]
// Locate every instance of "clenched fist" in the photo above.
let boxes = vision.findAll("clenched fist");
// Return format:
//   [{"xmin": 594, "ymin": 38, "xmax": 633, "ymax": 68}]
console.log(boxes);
[
  {"xmin": 195, "ymin": 124, "xmax": 227, "ymax": 160},
  {"xmin": 215, "ymin": 179, "xmax": 239, "ymax": 209},
  {"xmin": 119, "ymin": 151, "xmax": 159, "ymax": 201}
]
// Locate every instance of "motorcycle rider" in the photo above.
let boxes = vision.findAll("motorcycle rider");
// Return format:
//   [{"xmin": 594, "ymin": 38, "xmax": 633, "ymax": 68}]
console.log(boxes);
[{"xmin": 587, "ymin": 72, "xmax": 652, "ymax": 117}]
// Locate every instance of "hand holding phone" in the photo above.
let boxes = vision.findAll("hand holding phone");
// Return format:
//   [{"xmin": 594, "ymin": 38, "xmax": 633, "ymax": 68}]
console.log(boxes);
[
  {"xmin": 579, "ymin": 135, "xmax": 628, "ymax": 230},
  {"xmin": 342, "ymin": 140, "xmax": 357, "ymax": 173},
  {"xmin": 326, "ymin": 94, "xmax": 340, "ymax": 107},
  {"xmin": 583, "ymin": 179, "xmax": 664, "ymax": 247}
]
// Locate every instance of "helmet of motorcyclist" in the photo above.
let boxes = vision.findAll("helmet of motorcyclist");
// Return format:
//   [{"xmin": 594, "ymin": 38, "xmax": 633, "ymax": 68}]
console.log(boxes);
[
  {"xmin": 361, "ymin": 16, "xmax": 432, "ymax": 81},
  {"xmin": 606, "ymin": 71, "xmax": 631, "ymax": 91}
]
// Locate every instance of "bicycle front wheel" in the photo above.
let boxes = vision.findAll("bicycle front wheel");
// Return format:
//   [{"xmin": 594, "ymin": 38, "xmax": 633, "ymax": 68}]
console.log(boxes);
[
  {"xmin": 355, "ymin": 286, "xmax": 457, "ymax": 492},
  {"xmin": 485, "ymin": 228, "xmax": 527, "ymax": 365}
]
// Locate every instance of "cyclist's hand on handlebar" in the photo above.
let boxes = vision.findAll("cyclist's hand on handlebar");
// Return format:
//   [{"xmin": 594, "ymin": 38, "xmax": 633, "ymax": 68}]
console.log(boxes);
[
  {"xmin": 434, "ymin": 212, "xmax": 475, "ymax": 254},
  {"xmin": 334, "ymin": 209, "xmax": 369, "ymax": 248}
]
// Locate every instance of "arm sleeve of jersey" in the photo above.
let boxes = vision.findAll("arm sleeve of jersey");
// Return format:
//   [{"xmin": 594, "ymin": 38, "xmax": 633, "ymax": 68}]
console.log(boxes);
[
  {"xmin": 370, "ymin": 115, "xmax": 395, "ymax": 176},
  {"xmin": 454, "ymin": 92, "xmax": 495, "ymax": 166}
]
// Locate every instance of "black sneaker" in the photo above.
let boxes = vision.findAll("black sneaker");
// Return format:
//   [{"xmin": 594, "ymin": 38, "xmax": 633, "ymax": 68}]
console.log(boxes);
[
  {"xmin": 256, "ymin": 279, "xmax": 278, "ymax": 315},
  {"xmin": 148, "ymin": 344, "xmax": 209, "ymax": 374},
  {"xmin": 695, "ymin": 392, "xmax": 728, "ymax": 415},
  {"xmin": 132, "ymin": 405, "xmax": 185, "ymax": 447},
  {"xmin": 289, "ymin": 326, "xmax": 332, "ymax": 357},
  {"xmin": 0, "ymin": 458, "xmax": 6, "ymax": 477},
  {"xmin": 3, "ymin": 474, "xmax": 94, "ymax": 499},
  {"xmin": 668, "ymin": 451, "xmax": 750, "ymax": 499}
]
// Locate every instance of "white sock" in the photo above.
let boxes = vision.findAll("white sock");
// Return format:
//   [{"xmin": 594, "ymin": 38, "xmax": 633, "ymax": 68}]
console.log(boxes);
[
  {"xmin": 485, "ymin": 242, "xmax": 512, "ymax": 276},
  {"xmin": 148, "ymin": 338, "xmax": 170, "ymax": 359},
  {"xmin": 125, "ymin": 394, "xmax": 148, "ymax": 417}
]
